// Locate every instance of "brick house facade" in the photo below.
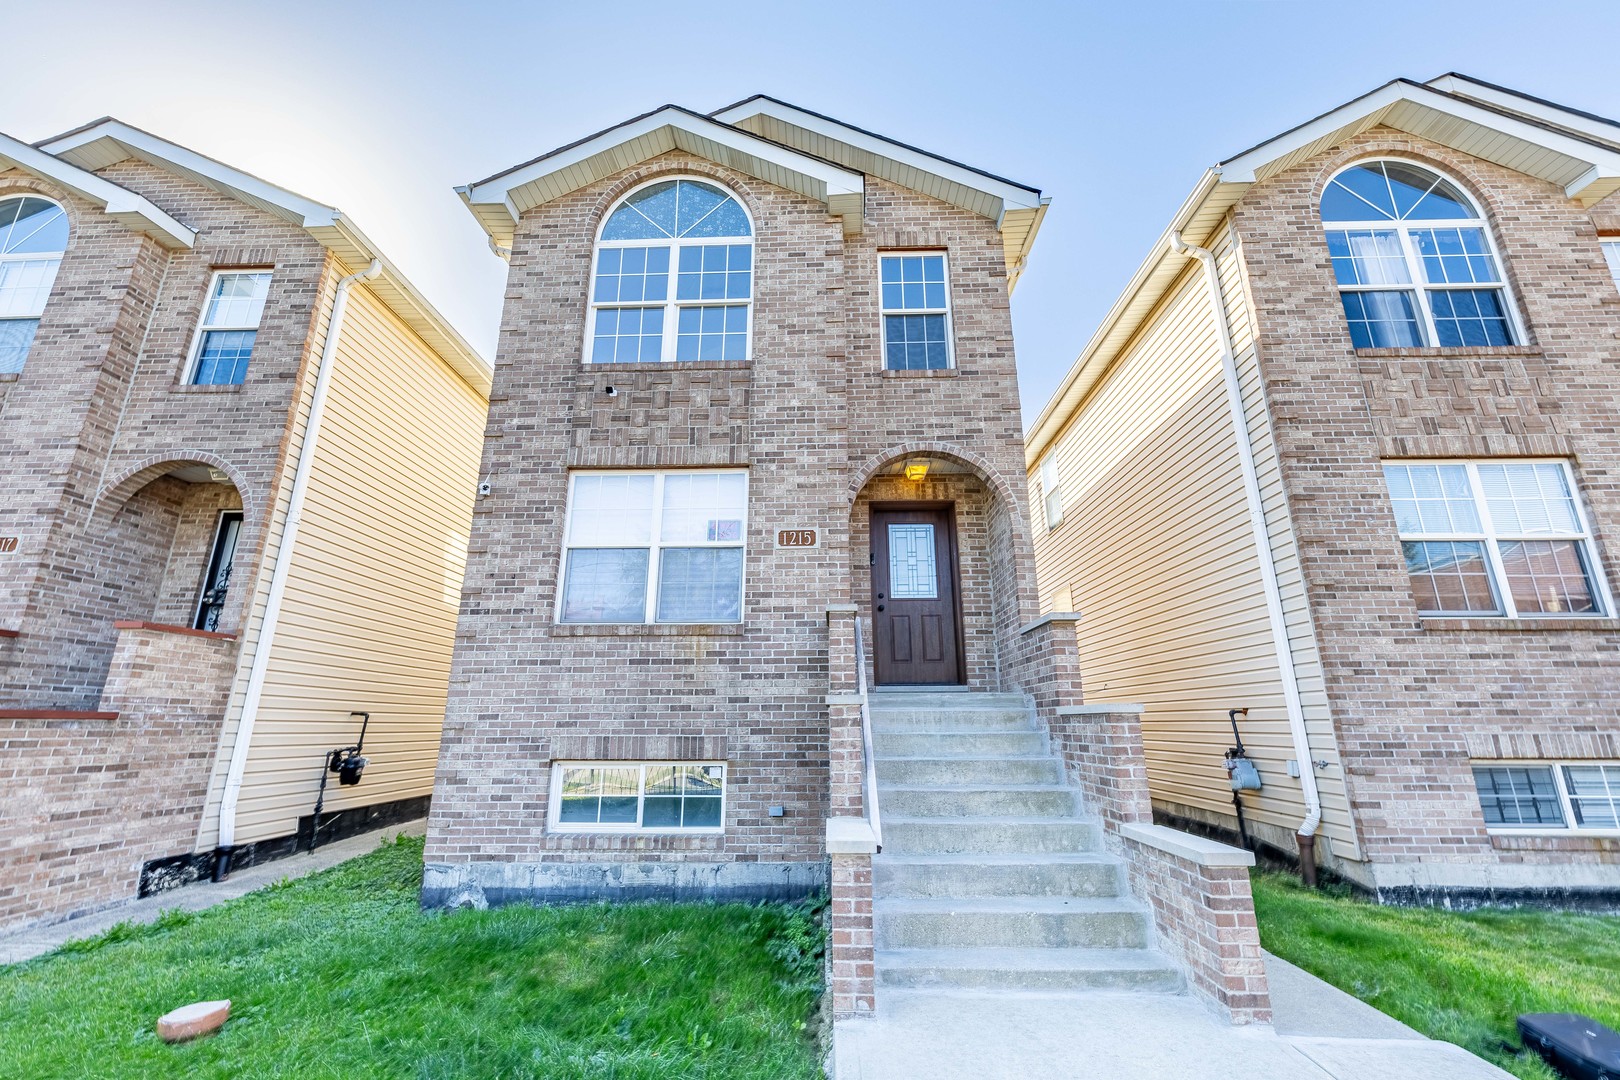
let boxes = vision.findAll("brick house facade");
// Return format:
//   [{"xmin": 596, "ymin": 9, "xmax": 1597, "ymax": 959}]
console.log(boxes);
[
  {"xmin": 1028, "ymin": 75, "xmax": 1620, "ymax": 903},
  {"xmin": 424, "ymin": 101, "xmax": 1055, "ymax": 903},
  {"xmin": 0, "ymin": 120, "xmax": 488, "ymax": 930}
]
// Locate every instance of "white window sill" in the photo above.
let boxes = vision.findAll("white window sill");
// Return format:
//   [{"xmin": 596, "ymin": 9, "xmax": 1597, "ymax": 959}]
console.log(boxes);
[
  {"xmin": 549, "ymin": 622, "xmax": 744, "ymax": 637},
  {"xmin": 1419, "ymin": 616, "xmax": 1620, "ymax": 632}
]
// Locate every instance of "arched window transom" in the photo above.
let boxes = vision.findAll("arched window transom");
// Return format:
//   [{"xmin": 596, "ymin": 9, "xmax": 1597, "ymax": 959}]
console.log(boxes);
[
  {"xmin": 589, "ymin": 178, "xmax": 753, "ymax": 364},
  {"xmin": 0, "ymin": 196, "xmax": 68, "ymax": 374},
  {"xmin": 1320, "ymin": 160, "xmax": 1518, "ymax": 349}
]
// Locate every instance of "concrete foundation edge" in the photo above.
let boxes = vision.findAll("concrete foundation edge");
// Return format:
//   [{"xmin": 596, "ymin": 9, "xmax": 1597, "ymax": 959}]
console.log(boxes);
[{"xmin": 421, "ymin": 859, "xmax": 829, "ymax": 908}]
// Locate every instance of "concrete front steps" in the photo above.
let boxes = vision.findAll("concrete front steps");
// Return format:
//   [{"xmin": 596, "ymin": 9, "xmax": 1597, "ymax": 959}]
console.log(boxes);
[{"xmin": 869, "ymin": 689, "xmax": 1184, "ymax": 996}]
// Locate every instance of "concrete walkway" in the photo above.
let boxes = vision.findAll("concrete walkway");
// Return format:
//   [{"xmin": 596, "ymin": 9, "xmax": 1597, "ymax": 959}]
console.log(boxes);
[
  {"xmin": 0, "ymin": 820, "xmax": 426, "ymax": 965},
  {"xmin": 832, "ymin": 951, "xmax": 1513, "ymax": 1079}
]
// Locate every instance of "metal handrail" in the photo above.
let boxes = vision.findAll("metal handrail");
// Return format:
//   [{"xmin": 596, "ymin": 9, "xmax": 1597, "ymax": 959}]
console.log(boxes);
[{"xmin": 854, "ymin": 617, "xmax": 882, "ymax": 851}]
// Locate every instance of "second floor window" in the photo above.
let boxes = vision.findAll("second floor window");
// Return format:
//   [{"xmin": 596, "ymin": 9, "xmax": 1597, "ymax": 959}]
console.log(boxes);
[
  {"xmin": 189, "ymin": 271, "xmax": 272, "ymax": 385},
  {"xmin": 559, "ymin": 470, "xmax": 747, "ymax": 624},
  {"xmin": 589, "ymin": 179, "xmax": 753, "ymax": 364},
  {"xmin": 1383, "ymin": 460, "xmax": 1607, "ymax": 618},
  {"xmin": 1321, "ymin": 160, "xmax": 1519, "ymax": 349},
  {"xmin": 880, "ymin": 252, "xmax": 952, "ymax": 370},
  {"xmin": 1039, "ymin": 453, "xmax": 1063, "ymax": 530},
  {"xmin": 0, "ymin": 196, "xmax": 68, "ymax": 375}
]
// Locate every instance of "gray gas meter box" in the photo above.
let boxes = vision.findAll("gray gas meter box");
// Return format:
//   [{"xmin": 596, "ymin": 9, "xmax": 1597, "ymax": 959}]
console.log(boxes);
[{"xmin": 1227, "ymin": 757, "xmax": 1263, "ymax": 791}]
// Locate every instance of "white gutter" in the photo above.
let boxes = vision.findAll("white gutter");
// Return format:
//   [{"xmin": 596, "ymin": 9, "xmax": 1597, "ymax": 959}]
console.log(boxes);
[
  {"xmin": 1168, "ymin": 232, "xmax": 1322, "ymax": 842},
  {"xmin": 214, "ymin": 258, "xmax": 382, "ymax": 869}
]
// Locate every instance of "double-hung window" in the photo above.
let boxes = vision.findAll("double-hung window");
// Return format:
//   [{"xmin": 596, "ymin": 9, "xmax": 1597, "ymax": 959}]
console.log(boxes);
[
  {"xmin": 880, "ymin": 252, "xmax": 952, "ymax": 370},
  {"xmin": 559, "ymin": 470, "xmax": 747, "ymax": 624},
  {"xmin": 1383, "ymin": 460, "xmax": 1609, "ymax": 618},
  {"xmin": 1321, "ymin": 160, "xmax": 1519, "ymax": 348},
  {"xmin": 551, "ymin": 762, "xmax": 725, "ymax": 832},
  {"xmin": 1473, "ymin": 762, "xmax": 1620, "ymax": 833},
  {"xmin": 189, "ymin": 271, "xmax": 272, "ymax": 385},
  {"xmin": 588, "ymin": 178, "xmax": 753, "ymax": 364},
  {"xmin": 0, "ymin": 196, "xmax": 68, "ymax": 375},
  {"xmin": 1039, "ymin": 453, "xmax": 1063, "ymax": 530}
]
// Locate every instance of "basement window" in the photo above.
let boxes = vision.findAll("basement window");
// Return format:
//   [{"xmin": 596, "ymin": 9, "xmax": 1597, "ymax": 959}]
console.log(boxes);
[
  {"xmin": 1474, "ymin": 762, "xmax": 1620, "ymax": 833},
  {"xmin": 549, "ymin": 762, "xmax": 725, "ymax": 832}
]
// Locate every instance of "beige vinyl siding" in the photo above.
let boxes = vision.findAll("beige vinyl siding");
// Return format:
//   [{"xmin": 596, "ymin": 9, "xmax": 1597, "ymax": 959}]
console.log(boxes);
[
  {"xmin": 1030, "ymin": 220, "xmax": 1358, "ymax": 860},
  {"xmin": 227, "ymin": 271, "xmax": 485, "ymax": 844}
]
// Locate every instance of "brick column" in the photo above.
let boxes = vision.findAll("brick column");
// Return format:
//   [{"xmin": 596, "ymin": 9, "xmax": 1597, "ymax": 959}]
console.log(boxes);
[
  {"xmin": 827, "ymin": 820, "xmax": 877, "ymax": 1018},
  {"xmin": 1048, "ymin": 702, "xmax": 1271, "ymax": 1025}
]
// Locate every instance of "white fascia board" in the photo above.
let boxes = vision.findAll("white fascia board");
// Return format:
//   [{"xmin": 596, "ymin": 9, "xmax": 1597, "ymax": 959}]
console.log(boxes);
[
  {"xmin": 462, "ymin": 106, "xmax": 865, "ymax": 216},
  {"xmin": 39, "ymin": 120, "xmax": 335, "ymax": 228},
  {"xmin": 1222, "ymin": 81, "xmax": 1620, "ymax": 202},
  {"xmin": 1427, "ymin": 74, "xmax": 1620, "ymax": 150},
  {"xmin": 0, "ymin": 132, "xmax": 194, "ymax": 248},
  {"xmin": 712, "ymin": 97, "xmax": 1043, "ymax": 213}
]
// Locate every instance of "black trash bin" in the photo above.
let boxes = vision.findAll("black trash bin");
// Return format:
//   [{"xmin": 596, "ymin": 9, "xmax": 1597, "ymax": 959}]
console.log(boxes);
[{"xmin": 1518, "ymin": 1013, "xmax": 1620, "ymax": 1080}]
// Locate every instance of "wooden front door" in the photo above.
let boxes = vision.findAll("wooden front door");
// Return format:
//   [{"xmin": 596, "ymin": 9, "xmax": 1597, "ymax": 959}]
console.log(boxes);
[{"xmin": 870, "ymin": 504, "xmax": 964, "ymax": 686}]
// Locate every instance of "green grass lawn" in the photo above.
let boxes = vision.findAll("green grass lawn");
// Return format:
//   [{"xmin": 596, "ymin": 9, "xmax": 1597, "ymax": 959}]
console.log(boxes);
[
  {"xmin": 0, "ymin": 836, "xmax": 824, "ymax": 1080},
  {"xmin": 1253, "ymin": 872, "xmax": 1620, "ymax": 1079}
]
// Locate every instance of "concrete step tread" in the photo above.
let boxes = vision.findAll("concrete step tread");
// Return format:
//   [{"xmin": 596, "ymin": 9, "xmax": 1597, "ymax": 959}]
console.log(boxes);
[
  {"xmin": 875, "ymin": 729, "xmax": 1046, "ymax": 739},
  {"xmin": 877, "ymin": 755, "xmax": 1057, "ymax": 763},
  {"xmin": 875, "ymin": 853, "xmax": 1115, "ymax": 866},
  {"xmin": 875, "ymin": 897, "xmax": 1146, "ymax": 915},
  {"xmin": 876, "ymin": 947, "xmax": 1181, "ymax": 972},
  {"xmin": 869, "ymin": 692, "xmax": 1029, "ymax": 705}
]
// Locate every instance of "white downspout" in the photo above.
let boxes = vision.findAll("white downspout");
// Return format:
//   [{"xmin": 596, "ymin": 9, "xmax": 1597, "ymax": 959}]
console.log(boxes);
[
  {"xmin": 214, "ymin": 258, "xmax": 382, "ymax": 873},
  {"xmin": 1169, "ymin": 232, "xmax": 1323, "ymax": 847}
]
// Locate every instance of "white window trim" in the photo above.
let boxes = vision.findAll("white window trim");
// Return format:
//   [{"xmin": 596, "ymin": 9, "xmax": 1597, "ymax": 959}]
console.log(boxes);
[
  {"xmin": 547, "ymin": 760, "xmax": 727, "ymax": 834},
  {"xmin": 1476, "ymin": 759, "xmax": 1620, "ymax": 837},
  {"xmin": 556, "ymin": 469, "xmax": 749, "ymax": 625},
  {"xmin": 1039, "ymin": 453, "xmax": 1063, "ymax": 531},
  {"xmin": 0, "ymin": 197, "xmax": 68, "ymax": 371},
  {"xmin": 1386, "ymin": 458, "xmax": 1613, "ymax": 619},
  {"xmin": 879, "ymin": 249, "xmax": 954, "ymax": 371},
  {"xmin": 584, "ymin": 175, "xmax": 755, "ymax": 365},
  {"xmin": 183, "ymin": 269, "xmax": 273, "ymax": 384},
  {"xmin": 1601, "ymin": 237, "xmax": 1620, "ymax": 295},
  {"xmin": 1322, "ymin": 158, "xmax": 1527, "ymax": 348}
]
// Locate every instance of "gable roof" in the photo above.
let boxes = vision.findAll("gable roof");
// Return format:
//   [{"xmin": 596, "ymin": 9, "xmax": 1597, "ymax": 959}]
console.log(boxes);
[
  {"xmin": 710, "ymin": 96, "xmax": 1049, "ymax": 291},
  {"xmin": 0, "ymin": 129, "xmax": 193, "ymax": 248},
  {"xmin": 1025, "ymin": 75, "xmax": 1620, "ymax": 465},
  {"xmin": 37, "ymin": 118, "xmax": 490, "ymax": 395},
  {"xmin": 458, "ymin": 98, "xmax": 1048, "ymax": 289}
]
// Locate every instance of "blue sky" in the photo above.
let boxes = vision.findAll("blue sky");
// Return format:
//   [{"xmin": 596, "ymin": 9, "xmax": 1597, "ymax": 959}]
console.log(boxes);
[{"xmin": 13, "ymin": 1, "xmax": 1620, "ymax": 422}]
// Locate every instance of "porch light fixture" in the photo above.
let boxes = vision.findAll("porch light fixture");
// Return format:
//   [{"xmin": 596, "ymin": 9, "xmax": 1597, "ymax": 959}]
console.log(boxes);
[{"xmin": 904, "ymin": 460, "xmax": 930, "ymax": 482}]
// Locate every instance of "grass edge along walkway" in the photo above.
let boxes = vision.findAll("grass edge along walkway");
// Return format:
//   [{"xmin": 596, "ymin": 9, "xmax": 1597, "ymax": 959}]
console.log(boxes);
[
  {"xmin": 1253, "ymin": 871, "xmax": 1620, "ymax": 1080},
  {"xmin": 0, "ymin": 835, "xmax": 826, "ymax": 1080}
]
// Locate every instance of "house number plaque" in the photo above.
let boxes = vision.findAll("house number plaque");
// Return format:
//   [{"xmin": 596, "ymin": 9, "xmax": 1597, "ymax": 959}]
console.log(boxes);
[
  {"xmin": 0, "ymin": 537, "xmax": 17, "ymax": 554},
  {"xmin": 776, "ymin": 529, "xmax": 819, "ymax": 549}
]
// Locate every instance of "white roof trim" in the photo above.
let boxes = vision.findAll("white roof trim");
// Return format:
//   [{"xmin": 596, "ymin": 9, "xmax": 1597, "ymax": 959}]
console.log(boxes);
[
  {"xmin": 1027, "ymin": 77, "xmax": 1620, "ymax": 466},
  {"xmin": 1427, "ymin": 74, "xmax": 1620, "ymax": 152},
  {"xmin": 460, "ymin": 105, "xmax": 867, "ymax": 247},
  {"xmin": 0, "ymin": 130, "xmax": 194, "ymax": 249},
  {"xmin": 37, "ymin": 119, "xmax": 489, "ymax": 392},
  {"xmin": 710, "ymin": 96, "xmax": 1043, "ymax": 213},
  {"xmin": 1221, "ymin": 79, "xmax": 1620, "ymax": 204}
]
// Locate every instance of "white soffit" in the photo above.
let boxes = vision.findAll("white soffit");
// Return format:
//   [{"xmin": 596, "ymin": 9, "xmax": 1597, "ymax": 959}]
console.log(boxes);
[
  {"xmin": 0, "ymin": 130, "xmax": 193, "ymax": 249},
  {"xmin": 37, "ymin": 119, "xmax": 490, "ymax": 394},
  {"xmin": 459, "ymin": 105, "xmax": 868, "ymax": 245},
  {"xmin": 711, "ymin": 96, "xmax": 1048, "ymax": 289}
]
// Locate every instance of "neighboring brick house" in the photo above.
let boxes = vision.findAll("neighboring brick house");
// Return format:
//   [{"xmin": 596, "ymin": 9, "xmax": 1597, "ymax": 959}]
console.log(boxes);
[
  {"xmin": 426, "ymin": 100, "xmax": 1273, "ymax": 1024},
  {"xmin": 0, "ymin": 120, "xmax": 490, "ymax": 931},
  {"xmin": 1027, "ymin": 74, "xmax": 1620, "ymax": 904}
]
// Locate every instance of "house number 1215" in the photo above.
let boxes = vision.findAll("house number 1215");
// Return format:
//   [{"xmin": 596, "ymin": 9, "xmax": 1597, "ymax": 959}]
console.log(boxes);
[{"xmin": 776, "ymin": 529, "xmax": 818, "ymax": 548}]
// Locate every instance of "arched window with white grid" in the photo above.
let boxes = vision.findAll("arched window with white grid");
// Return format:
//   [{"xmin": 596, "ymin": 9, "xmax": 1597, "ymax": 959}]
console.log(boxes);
[
  {"xmin": 1320, "ymin": 160, "xmax": 1521, "ymax": 349},
  {"xmin": 0, "ymin": 196, "xmax": 68, "ymax": 374},
  {"xmin": 587, "ymin": 178, "xmax": 753, "ymax": 364}
]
